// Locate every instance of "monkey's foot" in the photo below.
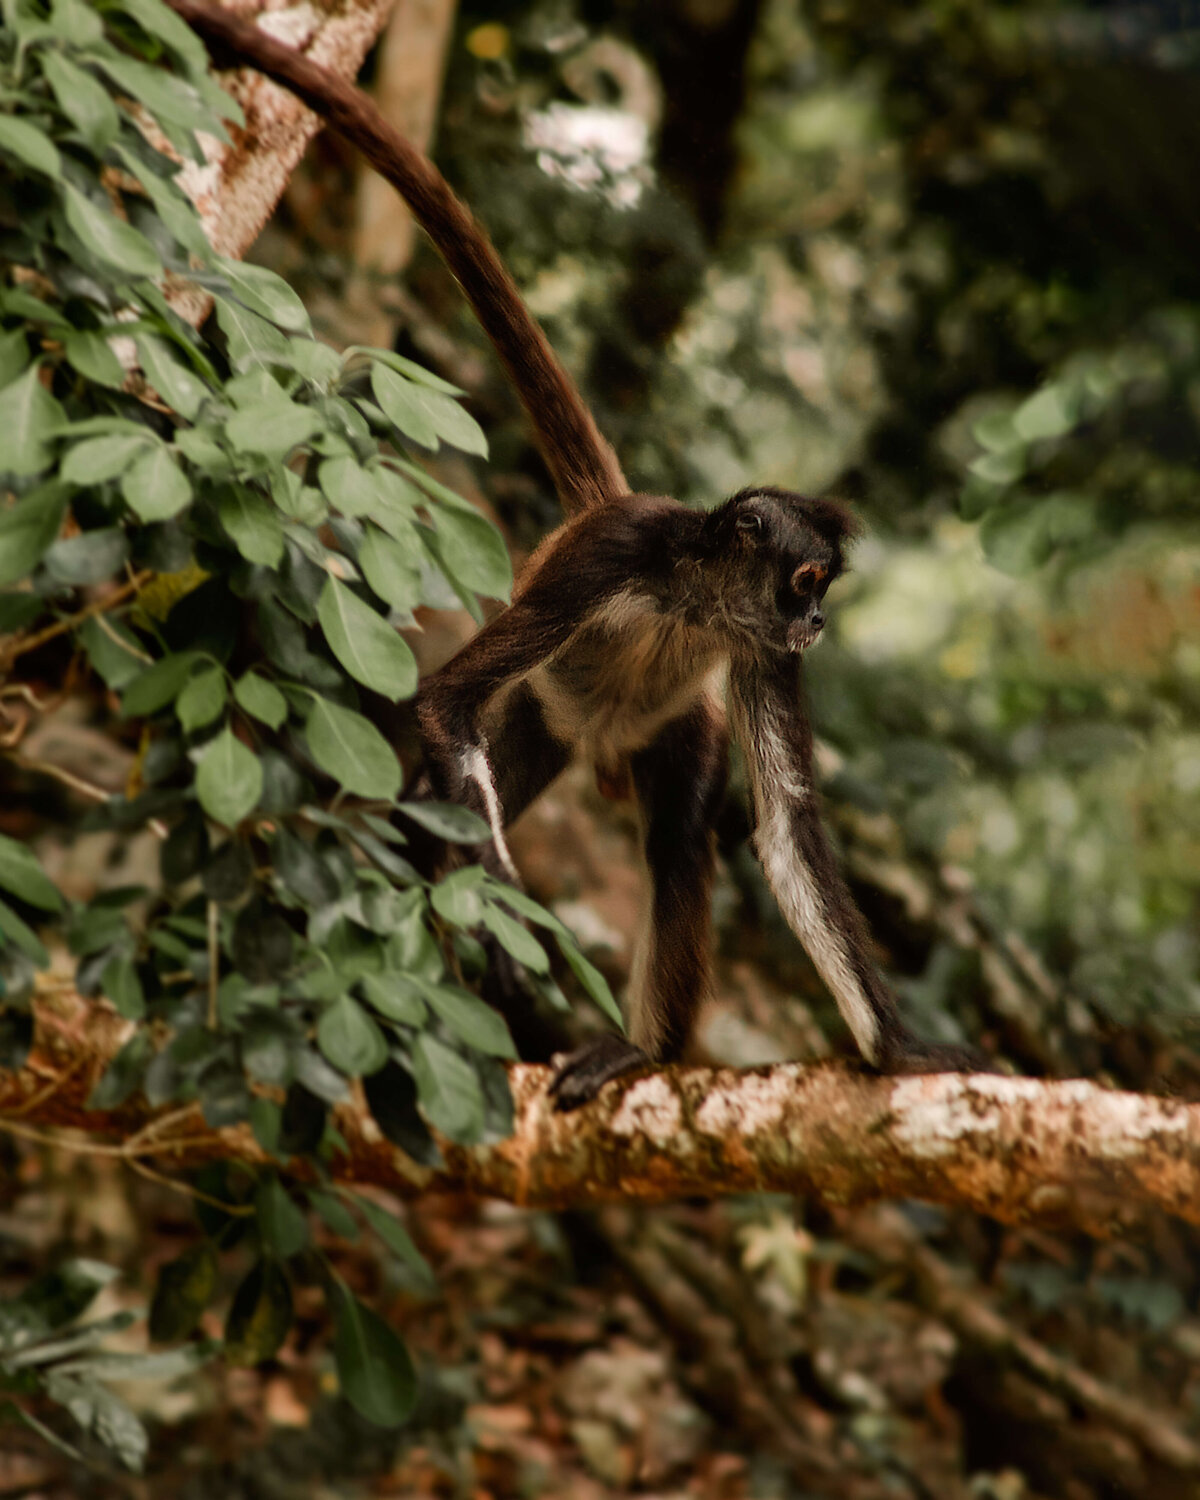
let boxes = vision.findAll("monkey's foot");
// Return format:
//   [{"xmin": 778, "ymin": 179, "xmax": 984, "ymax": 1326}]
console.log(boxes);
[
  {"xmin": 548, "ymin": 1035, "xmax": 653, "ymax": 1112},
  {"xmin": 881, "ymin": 1037, "xmax": 998, "ymax": 1075}
]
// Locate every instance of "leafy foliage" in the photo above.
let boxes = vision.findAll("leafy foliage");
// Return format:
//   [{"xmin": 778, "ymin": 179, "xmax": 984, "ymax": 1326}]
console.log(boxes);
[
  {"xmin": 0, "ymin": 1258, "xmax": 212, "ymax": 1469},
  {"xmin": 0, "ymin": 0, "xmax": 621, "ymax": 1462}
]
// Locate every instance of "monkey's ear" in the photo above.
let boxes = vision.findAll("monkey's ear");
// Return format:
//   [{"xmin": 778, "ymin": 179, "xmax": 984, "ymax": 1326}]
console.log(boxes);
[{"xmin": 735, "ymin": 512, "xmax": 764, "ymax": 534}]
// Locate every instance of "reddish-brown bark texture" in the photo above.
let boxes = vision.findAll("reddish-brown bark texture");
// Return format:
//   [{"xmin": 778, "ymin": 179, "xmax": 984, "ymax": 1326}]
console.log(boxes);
[{"xmin": 9, "ymin": 990, "xmax": 1200, "ymax": 1236}]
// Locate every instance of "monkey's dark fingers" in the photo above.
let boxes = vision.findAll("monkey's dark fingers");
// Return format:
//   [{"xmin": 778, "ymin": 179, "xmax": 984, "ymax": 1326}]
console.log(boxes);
[{"xmin": 548, "ymin": 1035, "xmax": 652, "ymax": 1112}]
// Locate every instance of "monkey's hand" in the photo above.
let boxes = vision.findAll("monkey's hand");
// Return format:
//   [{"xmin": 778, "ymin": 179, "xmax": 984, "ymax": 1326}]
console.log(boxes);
[{"xmin": 548, "ymin": 1034, "xmax": 652, "ymax": 1112}]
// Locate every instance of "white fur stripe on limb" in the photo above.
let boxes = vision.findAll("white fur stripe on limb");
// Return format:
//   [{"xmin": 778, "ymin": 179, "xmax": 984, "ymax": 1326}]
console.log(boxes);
[
  {"xmin": 742, "ymin": 708, "xmax": 882, "ymax": 1064},
  {"xmin": 460, "ymin": 744, "xmax": 519, "ymax": 882}
]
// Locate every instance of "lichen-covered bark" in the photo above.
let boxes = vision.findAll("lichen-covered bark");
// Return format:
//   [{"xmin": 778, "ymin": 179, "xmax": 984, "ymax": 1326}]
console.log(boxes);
[
  {"xmin": 7, "ymin": 991, "xmax": 1200, "ymax": 1236},
  {"xmin": 180, "ymin": 0, "xmax": 394, "ymax": 260}
]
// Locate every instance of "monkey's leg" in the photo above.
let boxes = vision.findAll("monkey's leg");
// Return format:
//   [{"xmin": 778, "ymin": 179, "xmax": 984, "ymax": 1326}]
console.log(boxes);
[
  {"xmin": 550, "ymin": 699, "xmax": 729, "ymax": 1111},
  {"xmin": 730, "ymin": 653, "xmax": 986, "ymax": 1075}
]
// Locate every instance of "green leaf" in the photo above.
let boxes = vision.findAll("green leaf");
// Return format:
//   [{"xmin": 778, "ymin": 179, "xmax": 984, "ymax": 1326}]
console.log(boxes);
[
  {"xmin": 363, "ymin": 1061, "xmax": 441, "ymax": 1165},
  {"xmin": 358, "ymin": 524, "xmax": 422, "ymax": 611},
  {"xmin": 63, "ymin": 329, "xmax": 125, "ymax": 388},
  {"xmin": 136, "ymin": 333, "xmax": 210, "ymax": 419},
  {"xmin": 122, "ymin": 650, "xmax": 206, "ymax": 717},
  {"xmin": 557, "ymin": 934, "xmax": 623, "ymax": 1026},
  {"xmin": 195, "ymin": 728, "xmax": 262, "ymax": 828},
  {"xmin": 100, "ymin": 954, "xmax": 144, "ymax": 1020},
  {"xmin": 0, "ymin": 364, "xmax": 66, "ymax": 477},
  {"xmin": 410, "ymin": 1033, "xmax": 485, "ymax": 1142},
  {"xmin": 412, "ymin": 387, "xmax": 488, "ymax": 457},
  {"xmin": 1013, "ymin": 385, "xmax": 1076, "ymax": 443},
  {"xmin": 42, "ymin": 1371, "xmax": 146, "ymax": 1470},
  {"xmin": 61, "ymin": 432, "xmax": 153, "ymax": 485},
  {"xmin": 968, "ymin": 448, "xmax": 1026, "ymax": 486},
  {"xmin": 429, "ymin": 869, "xmax": 486, "ymax": 928},
  {"xmin": 216, "ymin": 258, "xmax": 310, "ymax": 333},
  {"xmin": 352, "ymin": 1196, "xmax": 434, "ymax": 1286},
  {"xmin": 370, "ymin": 363, "xmax": 438, "ymax": 448},
  {"xmin": 256, "ymin": 1176, "xmax": 308, "ymax": 1258},
  {"xmin": 149, "ymin": 1242, "xmax": 218, "ymax": 1342},
  {"xmin": 317, "ymin": 455, "xmax": 378, "ymax": 518},
  {"xmin": 87, "ymin": 1031, "xmax": 152, "ymax": 1109},
  {"xmin": 317, "ymin": 995, "xmax": 389, "ymax": 1076},
  {"xmin": 233, "ymin": 671, "xmax": 287, "ymax": 730},
  {"xmin": 39, "ymin": 50, "xmax": 119, "ymax": 152},
  {"xmin": 480, "ymin": 904, "xmax": 549, "ymax": 974},
  {"xmin": 212, "ymin": 295, "xmax": 290, "ymax": 370},
  {"xmin": 61, "ymin": 183, "xmax": 161, "ymax": 279},
  {"xmin": 250, "ymin": 1095, "xmax": 282, "ymax": 1154},
  {"xmin": 0, "ymin": 482, "xmax": 67, "ymax": 586},
  {"xmin": 0, "ymin": 591, "xmax": 44, "ymax": 632},
  {"xmin": 218, "ymin": 486, "xmax": 285, "ymax": 567},
  {"xmin": 45, "ymin": 526, "xmax": 129, "ymax": 587},
  {"xmin": 47, "ymin": 0, "xmax": 104, "ymax": 44},
  {"xmin": 122, "ymin": 445, "xmax": 192, "ymax": 521},
  {"xmin": 116, "ymin": 0, "xmax": 212, "ymax": 79},
  {"xmin": 93, "ymin": 54, "xmax": 223, "ymax": 139},
  {"xmin": 0, "ymin": 114, "xmax": 61, "ymax": 178},
  {"xmin": 317, "ymin": 576, "xmax": 417, "ymax": 702},
  {"xmin": 80, "ymin": 616, "xmax": 147, "ymax": 689},
  {"xmin": 224, "ymin": 1259, "xmax": 292, "ymax": 1365},
  {"xmin": 428, "ymin": 507, "xmax": 512, "ymax": 601},
  {"xmin": 176, "ymin": 665, "xmax": 226, "ymax": 732},
  {"xmin": 0, "ymin": 327, "xmax": 30, "ymax": 387},
  {"xmin": 0, "ymin": 834, "xmax": 62, "ymax": 912},
  {"xmin": 225, "ymin": 398, "xmax": 322, "ymax": 459},
  {"xmin": 306, "ymin": 1187, "xmax": 359, "ymax": 1239},
  {"xmin": 398, "ymin": 802, "xmax": 489, "ymax": 844},
  {"xmin": 971, "ymin": 411, "xmax": 1019, "ymax": 453},
  {"xmin": 117, "ymin": 147, "xmax": 211, "ymax": 258},
  {"xmin": 346, "ymin": 347, "xmax": 463, "ymax": 395},
  {"xmin": 303, "ymin": 697, "xmax": 401, "ymax": 801},
  {"xmin": 0, "ymin": 897, "xmax": 49, "ymax": 967},
  {"xmin": 285, "ymin": 337, "xmax": 341, "ymax": 384},
  {"xmin": 361, "ymin": 974, "xmax": 427, "ymax": 1027},
  {"xmin": 332, "ymin": 1284, "xmax": 417, "ymax": 1427},
  {"xmin": 419, "ymin": 982, "xmax": 515, "ymax": 1058},
  {"xmin": 272, "ymin": 826, "xmax": 338, "ymax": 907}
]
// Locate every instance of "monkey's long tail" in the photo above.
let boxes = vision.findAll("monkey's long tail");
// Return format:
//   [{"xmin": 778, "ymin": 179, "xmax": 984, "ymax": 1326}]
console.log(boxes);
[{"xmin": 165, "ymin": 0, "xmax": 628, "ymax": 516}]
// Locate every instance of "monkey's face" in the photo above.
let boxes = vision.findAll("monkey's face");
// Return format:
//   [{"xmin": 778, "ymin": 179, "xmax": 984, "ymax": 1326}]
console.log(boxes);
[{"xmin": 704, "ymin": 488, "xmax": 848, "ymax": 655}]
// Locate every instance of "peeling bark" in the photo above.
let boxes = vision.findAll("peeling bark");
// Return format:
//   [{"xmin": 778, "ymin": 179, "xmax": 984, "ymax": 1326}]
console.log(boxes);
[{"xmin": 7, "ymin": 990, "xmax": 1200, "ymax": 1236}]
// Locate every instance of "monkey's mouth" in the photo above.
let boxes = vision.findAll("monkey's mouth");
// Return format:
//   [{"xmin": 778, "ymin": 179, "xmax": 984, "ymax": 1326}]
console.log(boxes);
[{"xmin": 787, "ymin": 623, "xmax": 824, "ymax": 652}]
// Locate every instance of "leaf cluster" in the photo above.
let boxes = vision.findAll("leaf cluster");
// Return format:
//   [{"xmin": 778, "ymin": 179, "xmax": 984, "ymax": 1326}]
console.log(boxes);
[{"xmin": 0, "ymin": 0, "xmax": 616, "ymax": 1452}]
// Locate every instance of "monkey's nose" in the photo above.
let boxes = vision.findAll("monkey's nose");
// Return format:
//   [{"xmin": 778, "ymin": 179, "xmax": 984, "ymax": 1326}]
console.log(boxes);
[{"xmin": 811, "ymin": 610, "xmax": 825, "ymax": 631}]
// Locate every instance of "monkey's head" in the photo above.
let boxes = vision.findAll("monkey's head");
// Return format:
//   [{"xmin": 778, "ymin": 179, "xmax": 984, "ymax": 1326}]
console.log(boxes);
[{"xmin": 700, "ymin": 487, "xmax": 858, "ymax": 655}]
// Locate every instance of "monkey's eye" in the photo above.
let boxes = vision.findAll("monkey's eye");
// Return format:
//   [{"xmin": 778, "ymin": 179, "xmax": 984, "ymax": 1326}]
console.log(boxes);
[{"xmin": 736, "ymin": 512, "xmax": 764, "ymax": 535}]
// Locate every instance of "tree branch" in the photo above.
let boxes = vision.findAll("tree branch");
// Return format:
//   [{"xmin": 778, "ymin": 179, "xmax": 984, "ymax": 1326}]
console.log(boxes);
[{"xmin": 8, "ymin": 989, "xmax": 1200, "ymax": 1235}]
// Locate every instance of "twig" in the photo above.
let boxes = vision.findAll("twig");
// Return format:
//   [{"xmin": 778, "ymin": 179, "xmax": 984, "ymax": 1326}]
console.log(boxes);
[
  {"xmin": 0, "ymin": 572, "xmax": 151, "ymax": 669},
  {"xmin": 0, "ymin": 1115, "xmax": 253, "ymax": 1214},
  {"xmin": 206, "ymin": 900, "xmax": 219, "ymax": 1028},
  {"xmin": 5, "ymin": 754, "xmax": 116, "ymax": 804}
]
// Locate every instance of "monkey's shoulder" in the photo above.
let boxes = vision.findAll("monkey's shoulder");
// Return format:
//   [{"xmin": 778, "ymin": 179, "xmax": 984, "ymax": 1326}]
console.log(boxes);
[{"xmin": 517, "ymin": 493, "xmax": 699, "ymax": 594}]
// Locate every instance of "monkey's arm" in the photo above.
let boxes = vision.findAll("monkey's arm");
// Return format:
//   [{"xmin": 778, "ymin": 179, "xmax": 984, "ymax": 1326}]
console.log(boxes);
[
  {"xmin": 417, "ymin": 508, "xmax": 642, "ymax": 874},
  {"xmin": 729, "ymin": 653, "xmax": 978, "ymax": 1072}
]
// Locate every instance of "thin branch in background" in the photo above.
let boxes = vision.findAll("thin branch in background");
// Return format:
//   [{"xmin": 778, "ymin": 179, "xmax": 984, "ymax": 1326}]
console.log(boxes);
[{"xmin": 0, "ymin": 572, "xmax": 152, "ymax": 669}]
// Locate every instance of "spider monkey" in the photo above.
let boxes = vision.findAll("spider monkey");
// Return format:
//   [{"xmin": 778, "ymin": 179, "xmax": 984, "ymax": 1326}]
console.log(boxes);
[{"xmin": 170, "ymin": 0, "xmax": 983, "ymax": 1107}]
